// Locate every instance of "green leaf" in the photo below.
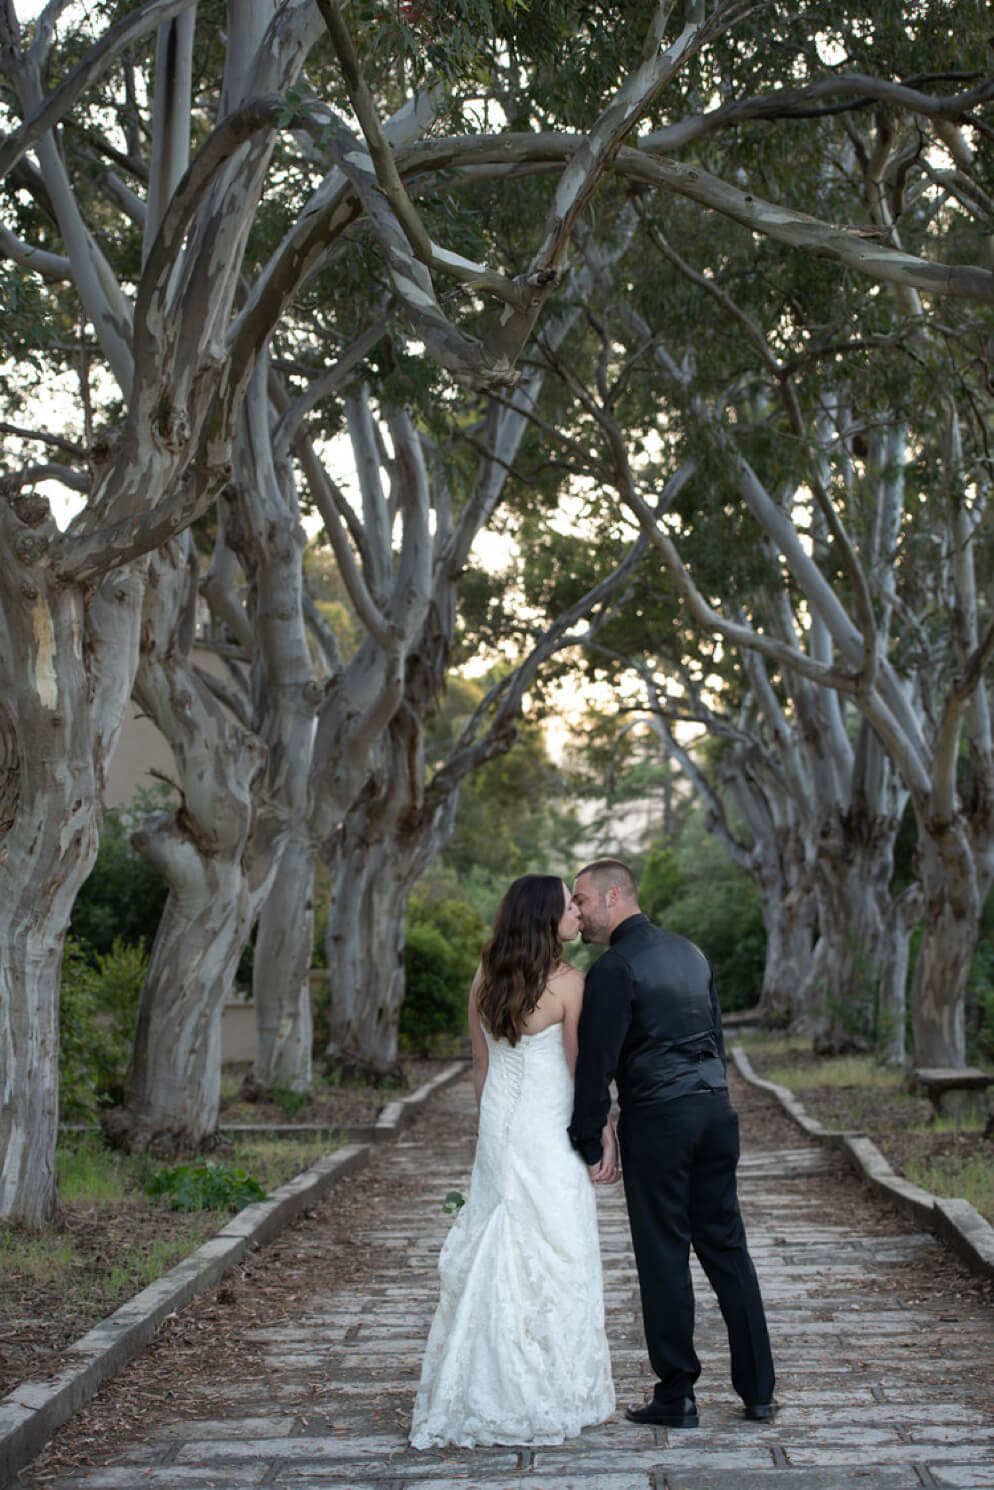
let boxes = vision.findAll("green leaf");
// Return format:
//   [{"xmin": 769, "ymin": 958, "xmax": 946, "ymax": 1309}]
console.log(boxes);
[{"xmin": 146, "ymin": 1160, "xmax": 267, "ymax": 1212}]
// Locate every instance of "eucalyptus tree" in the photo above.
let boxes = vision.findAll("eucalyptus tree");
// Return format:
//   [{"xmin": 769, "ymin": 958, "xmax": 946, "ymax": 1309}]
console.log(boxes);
[
  {"xmin": 487, "ymin": 0, "xmax": 994, "ymax": 1062},
  {"xmin": 633, "ymin": 658, "xmax": 819, "ymax": 1030},
  {"xmin": 0, "ymin": 0, "xmax": 341, "ymax": 1222},
  {"xmin": 114, "ymin": 346, "xmax": 328, "ymax": 1151},
  {"xmin": 321, "ymin": 514, "xmax": 648, "ymax": 1076},
  {"xmin": 586, "ymin": 206, "xmax": 992, "ymax": 1067},
  {"xmin": 312, "ymin": 216, "xmax": 647, "ymax": 1074}
]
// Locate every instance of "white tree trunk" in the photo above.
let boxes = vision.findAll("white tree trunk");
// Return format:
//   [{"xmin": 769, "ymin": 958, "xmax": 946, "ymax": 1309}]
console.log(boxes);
[
  {"xmin": 877, "ymin": 884, "xmax": 924, "ymax": 1065},
  {"xmin": 324, "ymin": 839, "xmax": 408, "ymax": 1078},
  {"xmin": 0, "ymin": 931, "xmax": 62, "ymax": 1227},
  {"xmin": 800, "ymin": 821, "xmax": 895, "ymax": 1048},
  {"xmin": 0, "ymin": 0, "xmax": 323, "ymax": 1204},
  {"xmin": 910, "ymin": 827, "xmax": 984, "ymax": 1067},
  {"xmin": 0, "ymin": 500, "xmax": 142, "ymax": 1222},
  {"xmin": 121, "ymin": 816, "xmax": 253, "ymax": 1151},
  {"xmin": 753, "ymin": 837, "xmax": 816, "ymax": 1024},
  {"xmin": 111, "ymin": 535, "xmax": 267, "ymax": 1151},
  {"xmin": 251, "ymin": 822, "xmax": 314, "ymax": 1092}
]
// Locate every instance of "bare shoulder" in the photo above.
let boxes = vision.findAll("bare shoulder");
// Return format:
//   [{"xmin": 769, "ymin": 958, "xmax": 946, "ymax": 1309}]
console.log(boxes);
[{"xmin": 549, "ymin": 961, "xmax": 584, "ymax": 1001}]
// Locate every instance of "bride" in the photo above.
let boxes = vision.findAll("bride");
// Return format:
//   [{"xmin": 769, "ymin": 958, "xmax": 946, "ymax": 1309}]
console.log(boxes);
[{"xmin": 409, "ymin": 874, "xmax": 616, "ymax": 1449}]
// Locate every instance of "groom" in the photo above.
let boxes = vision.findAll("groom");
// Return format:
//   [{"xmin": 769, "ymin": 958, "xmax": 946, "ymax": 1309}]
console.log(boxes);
[{"xmin": 568, "ymin": 858, "xmax": 775, "ymax": 1428}]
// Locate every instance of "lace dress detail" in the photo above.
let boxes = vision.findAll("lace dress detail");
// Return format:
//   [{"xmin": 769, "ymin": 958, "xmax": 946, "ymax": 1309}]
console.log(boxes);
[{"xmin": 409, "ymin": 1022, "xmax": 615, "ymax": 1448}]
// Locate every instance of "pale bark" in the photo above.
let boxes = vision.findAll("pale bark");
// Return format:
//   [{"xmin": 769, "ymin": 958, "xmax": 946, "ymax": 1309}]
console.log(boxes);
[
  {"xmin": 0, "ymin": 0, "xmax": 360, "ymax": 1184},
  {"xmin": 117, "ymin": 533, "xmax": 265, "ymax": 1152},
  {"xmin": 0, "ymin": 499, "xmax": 142, "ymax": 1222},
  {"xmin": 251, "ymin": 822, "xmax": 314, "ymax": 1093},
  {"xmin": 323, "ymin": 525, "xmax": 648, "ymax": 1072},
  {"xmin": 324, "ymin": 834, "xmax": 409, "ymax": 1079},
  {"xmin": 544, "ymin": 263, "xmax": 930, "ymax": 1052},
  {"xmin": 122, "ymin": 346, "xmax": 321, "ymax": 1140},
  {"xmin": 629, "ymin": 469, "xmax": 991, "ymax": 1067},
  {"xmin": 316, "ymin": 227, "xmax": 642, "ymax": 1070},
  {"xmin": 639, "ymin": 665, "xmax": 817, "ymax": 1022}
]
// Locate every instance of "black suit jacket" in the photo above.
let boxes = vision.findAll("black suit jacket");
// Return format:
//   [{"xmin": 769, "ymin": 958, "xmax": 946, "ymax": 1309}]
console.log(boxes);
[{"xmin": 568, "ymin": 913, "xmax": 727, "ymax": 1164}]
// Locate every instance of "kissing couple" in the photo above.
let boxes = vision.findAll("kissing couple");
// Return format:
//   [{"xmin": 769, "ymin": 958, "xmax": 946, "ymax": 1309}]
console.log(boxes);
[{"xmin": 410, "ymin": 857, "xmax": 776, "ymax": 1449}]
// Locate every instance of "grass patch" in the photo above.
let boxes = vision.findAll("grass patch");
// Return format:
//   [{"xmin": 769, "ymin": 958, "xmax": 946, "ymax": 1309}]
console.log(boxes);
[
  {"xmin": 739, "ymin": 1032, "xmax": 810, "ymax": 1061},
  {"xmin": 0, "ymin": 1127, "xmax": 341, "ymax": 1362},
  {"xmin": 929, "ymin": 1112, "xmax": 988, "ymax": 1135},
  {"xmin": 81, "ymin": 1228, "xmax": 218, "ymax": 1306},
  {"xmin": 904, "ymin": 1151, "xmax": 994, "ymax": 1222},
  {"xmin": 0, "ymin": 1230, "xmax": 78, "ymax": 1282},
  {"xmin": 231, "ymin": 1135, "xmax": 337, "ymax": 1189},
  {"xmin": 759, "ymin": 1054, "xmax": 903, "ymax": 1093},
  {"xmin": 57, "ymin": 1132, "xmax": 134, "ymax": 1205},
  {"xmin": 739, "ymin": 1030, "xmax": 994, "ymax": 1226},
  {"xmin": 2, "ymin": 1053, "xmax": 451, "ymax": 1402}
]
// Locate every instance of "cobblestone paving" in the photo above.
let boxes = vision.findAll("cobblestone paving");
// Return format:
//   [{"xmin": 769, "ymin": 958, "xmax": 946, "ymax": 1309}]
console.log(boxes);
[{"xmin": 18, "ymin": 1069, "xmax": 994, "ymax": 1490}]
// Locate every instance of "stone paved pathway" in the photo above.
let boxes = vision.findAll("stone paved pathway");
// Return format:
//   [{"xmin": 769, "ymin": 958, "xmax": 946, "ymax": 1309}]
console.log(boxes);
[{"xmin": 16, "ymin": 1067, "xmax": 994, "ymax": 1490}]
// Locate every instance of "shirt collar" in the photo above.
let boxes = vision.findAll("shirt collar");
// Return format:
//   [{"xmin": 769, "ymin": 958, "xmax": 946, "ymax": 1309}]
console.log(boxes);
[{"xmin": 609, "ymin": 912, "xmax": 649, "ymax": 946}]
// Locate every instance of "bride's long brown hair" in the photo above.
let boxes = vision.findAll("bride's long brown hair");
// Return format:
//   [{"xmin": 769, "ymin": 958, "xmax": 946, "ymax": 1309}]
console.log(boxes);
[{"xmin": 475, "ymin": 874, "xmax": 567, "ymax": 1045}]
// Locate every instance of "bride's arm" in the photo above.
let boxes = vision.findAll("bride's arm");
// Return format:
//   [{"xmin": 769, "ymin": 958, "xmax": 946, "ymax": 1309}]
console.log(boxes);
[
  {"xmin": 559, "ymin": 969, "xmax": 585, "ymax": 1078},
  {"xmin": 468, "ymin": 970, "xmax": 489, "ymax": 1109}
]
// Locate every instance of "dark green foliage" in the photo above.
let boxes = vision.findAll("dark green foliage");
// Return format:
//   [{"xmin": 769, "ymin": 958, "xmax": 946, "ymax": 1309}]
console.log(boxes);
[
  {"xmin": 977, "ymin": 980, "xmax": 994, "ymax": 1066},
  {"xmin": 441, "ymin": 723, "xmax": 579, "ymax": 884},
  {"xmin": 640, "ymin": 843, "xmax": 686, "ymax": 922},
  {"xmin": 145, "ymin": 1160, "xmax": 267, "ymax": 1213},
  {"xmin": 58, "ymin": 938, "xmax": 149, "ymax": 1119},
  {"xmin": 968, "ymin": 890, "xmax": 994, "ymax": 1065},
  {"xmin": 58, "ymin": 939, "xmax": 109, "ymax": 1121},
  {"xmin": 69, "ymin": 791, "xmax": 171, "ymax": 959},
  {"xmin": 270, "ymin": 1083, "xmax": 311, "ymax": 1118},
  {"xmin": 401, "ymin": 893, "xmax": 486, "ymax": 1053},
  {"xmin": 640, "ymin": 813, "xmax": 766, "ymax": 1013}
]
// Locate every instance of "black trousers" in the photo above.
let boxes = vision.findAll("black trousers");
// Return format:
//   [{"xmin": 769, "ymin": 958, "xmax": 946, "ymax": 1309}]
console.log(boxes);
[{"xmin": 618, "ymin": 1088, "xmax": 775, "ymax": 1405}]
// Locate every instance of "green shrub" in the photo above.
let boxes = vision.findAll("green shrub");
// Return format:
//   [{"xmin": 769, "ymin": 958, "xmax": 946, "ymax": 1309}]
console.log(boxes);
[
  {"xmin": 402, "ymin": 922, "xmax": 468, "ymax": 1054},
  {"xmin": 971, "ymin": 940, "xmax": 994, "ymax": 1063},
  {"xmin": 145, "ymin": 1160, "xmax": 266, "ymax": 1212},
  {"xmin": 401, "ymin": 893, "xmax": 485, "ymax": 1053},
  {"xmin": 59, "ymin": 937, "xmax": 148, "ymax": 1119},
  {"xmin": 58, "ymin": 939, "xmax": 106, "ymax": 1120},
  {"xmin": 271, "ymin": 1083, "xmax": 310, "ymax": 1118},
  {"xmin": 638, "ymin": 817, "xmax": 766, "ymax": 1012},
  {"xmin": 663, "ymin": 876, "xmax": 766, "ymax": 1012},
  {"xmin": 640, "ymin": 842, "xmax": 686, "ymax": 922},
  {"xmin": 70, "ymin": 789, "xmax": 171, "ymax": 958}
]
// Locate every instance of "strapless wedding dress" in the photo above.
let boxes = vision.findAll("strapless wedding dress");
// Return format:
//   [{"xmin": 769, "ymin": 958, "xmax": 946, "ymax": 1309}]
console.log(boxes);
[{"xmin": 410, "ymin": 1022, "xmax": 615, "ymax": 1448}]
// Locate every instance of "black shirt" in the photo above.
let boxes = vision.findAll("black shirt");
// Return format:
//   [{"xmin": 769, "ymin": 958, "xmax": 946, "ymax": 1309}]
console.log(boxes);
[{"xmin": 568, "ymin": 912, "xmax": 727, "ymax": 1164}]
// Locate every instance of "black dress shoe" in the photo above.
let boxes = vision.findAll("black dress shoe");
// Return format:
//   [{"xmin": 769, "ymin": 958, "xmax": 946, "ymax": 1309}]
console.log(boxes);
[
  {"xmin": 743, "ymin": 1401, "xmax": 776, "ymax": 1421},
  {"xmin": 625, "ymin": 1394, "xmax": 699, "ymax": 1428}
]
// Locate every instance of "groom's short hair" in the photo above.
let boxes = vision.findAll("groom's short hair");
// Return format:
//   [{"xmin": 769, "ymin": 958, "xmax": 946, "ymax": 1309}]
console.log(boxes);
[{"xmin": 576, "ymin": 858, "xmax": 639, "ymax": 901}]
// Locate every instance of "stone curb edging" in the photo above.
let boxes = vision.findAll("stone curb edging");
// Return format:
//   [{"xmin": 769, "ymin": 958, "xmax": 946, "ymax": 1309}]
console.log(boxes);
[
  {"xmin": 0, "ymin": 1059, "xmax": 468, "ymax": 1490},
  {"xmin": 732, "ymin": 1043, "xmax": 994, "ymax": 1284}
]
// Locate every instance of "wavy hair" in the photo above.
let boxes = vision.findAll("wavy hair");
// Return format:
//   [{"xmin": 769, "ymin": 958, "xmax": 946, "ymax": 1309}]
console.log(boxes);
[{"xmin": 476, "ymin": 874, "xmax": 567, "ymax": 1045}]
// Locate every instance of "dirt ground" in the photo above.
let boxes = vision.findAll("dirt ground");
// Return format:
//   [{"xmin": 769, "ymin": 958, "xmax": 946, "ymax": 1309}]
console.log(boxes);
[
  {"xmin": 0, "ymin": 1057, "xmax": 442, "ymax": 1402},
  {"xmin": 742, "ymin": 1040, "xmax": 994, "ymax": 1221}
]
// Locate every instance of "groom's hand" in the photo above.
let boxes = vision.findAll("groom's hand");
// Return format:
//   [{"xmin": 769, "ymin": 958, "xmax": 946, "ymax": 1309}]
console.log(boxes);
[{"xmin": 588, "ymin": 1122, "xmax": 620, "ymax": 1184}]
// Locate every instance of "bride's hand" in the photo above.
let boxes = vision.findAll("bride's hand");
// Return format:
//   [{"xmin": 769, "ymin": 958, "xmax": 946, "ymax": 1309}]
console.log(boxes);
[{"xmin": 588, "ymin": 1121, "xmax": 620, "ymax": 1184}]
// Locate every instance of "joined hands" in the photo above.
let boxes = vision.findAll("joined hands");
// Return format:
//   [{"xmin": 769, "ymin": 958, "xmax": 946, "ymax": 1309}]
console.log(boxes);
[{"xmin": 588, "ymin": 1121, "xmax": 620, "ymax": 1185}]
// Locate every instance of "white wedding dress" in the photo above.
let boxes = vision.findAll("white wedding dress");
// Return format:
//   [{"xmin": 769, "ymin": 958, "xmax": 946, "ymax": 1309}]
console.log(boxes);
[{"xmin": 409, "ymin": 1021, "xmax": 615, "ymax": 1448}]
